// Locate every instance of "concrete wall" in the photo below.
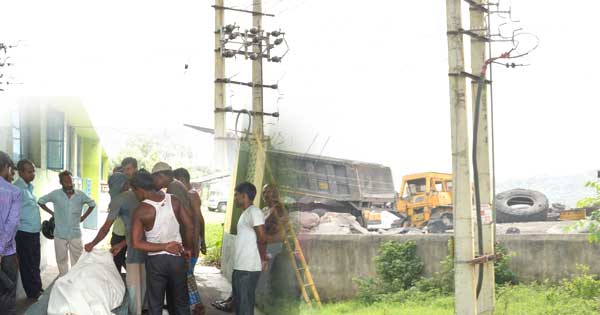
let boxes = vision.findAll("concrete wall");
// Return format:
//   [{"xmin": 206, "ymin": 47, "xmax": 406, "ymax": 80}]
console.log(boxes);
[
  {"xmin": 221, "ymin": 232, "xmax": 236, "ymax": 282},
  {"xmin": 499, "ymin": 234, "xmax": 600, "ymax": 282},
  {"xmin": 297, "ymin": 234, "xmax": 451, "ymax": 301},
  {"xmin": 284, "ymin": 233, "xmax": 600, "ymax": 301}
]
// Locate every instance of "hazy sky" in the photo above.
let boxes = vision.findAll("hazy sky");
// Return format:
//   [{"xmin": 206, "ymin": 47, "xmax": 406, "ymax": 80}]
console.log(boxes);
[{"xmin": 2, "ymin": 0, "xmax": 599, "ymax": 187}]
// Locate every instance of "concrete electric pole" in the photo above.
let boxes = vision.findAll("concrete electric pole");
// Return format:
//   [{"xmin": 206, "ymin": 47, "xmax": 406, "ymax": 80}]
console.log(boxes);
[
  {"xmin": 214, "ymin": 0, "xmax": 228, "ymax": 171},
  {"xmin": 446, "ymin": 0, "xmax": 537, "ymax": 311},
  {"xmin": 470, "ymin": 1, "xmax": 496, "ymax": 314},
  {"xmin": 213, "ymin": 0, "xmax": 288, "ymax": 230},
  {"xmin": 252, "ymin": 0, "xmax": 264, "ymax": 139},
  {"xmin": 445, "ymin": 0, "xmax": 479, "ymax": 314}
]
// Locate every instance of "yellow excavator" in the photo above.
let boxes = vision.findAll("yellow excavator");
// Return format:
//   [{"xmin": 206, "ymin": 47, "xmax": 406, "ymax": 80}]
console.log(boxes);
[{"xmin": 395, "ymin": 172, "xmax": 454, "ymax": 232}]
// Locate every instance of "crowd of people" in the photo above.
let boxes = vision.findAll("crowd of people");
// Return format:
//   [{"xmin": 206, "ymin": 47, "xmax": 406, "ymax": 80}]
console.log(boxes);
[{"xmin": 0, "ymin": 150, "xmax": 288, "ymax": 315}]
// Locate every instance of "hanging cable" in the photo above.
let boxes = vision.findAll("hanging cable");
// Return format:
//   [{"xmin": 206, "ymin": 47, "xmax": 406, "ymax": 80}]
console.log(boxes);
[
  {"xmin": 474, "ymin": 50, "xmax": 511, "ymax": 298},
  {"xmin": 234, "ymin": 109, "xmax": 253, "ymax": 140}
]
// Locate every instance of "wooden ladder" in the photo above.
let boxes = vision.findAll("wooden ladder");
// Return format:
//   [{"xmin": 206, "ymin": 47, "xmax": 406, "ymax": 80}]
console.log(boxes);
[{"xmin": 272, "ymin": 204, "xmax": 322, "ymax": 308}]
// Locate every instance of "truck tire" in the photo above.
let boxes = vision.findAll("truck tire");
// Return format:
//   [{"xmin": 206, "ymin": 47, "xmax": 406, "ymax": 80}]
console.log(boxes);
[
  {"xmin": 495, "ymin": 189, "xmax": 549, "ymax": 223},
  {"xmin": 218, "ymin": 202, "xmax": 227, "ymax": 212},
  {"xmin": 440, "ymin": 213, "xmax": 453, "ymax": 230},
  {"xmin": 427, "ymin": 219, "xmax": 447, "ymax": 234}
]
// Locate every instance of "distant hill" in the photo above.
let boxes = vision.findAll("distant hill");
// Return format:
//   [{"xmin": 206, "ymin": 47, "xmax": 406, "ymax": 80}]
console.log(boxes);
[{"xmin": 496, "ymin": 171, "xmax": 598, "ymax": 208}]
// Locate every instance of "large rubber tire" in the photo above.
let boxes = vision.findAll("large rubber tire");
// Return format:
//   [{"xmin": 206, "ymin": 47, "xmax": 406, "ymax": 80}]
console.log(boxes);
[
  {"xmin": 427, "ymin": 219, "xmax": 447, "ymax": 234},
  {"xmin": 495, "ymin": 189, "xmax": 549, "ymax": 223}
]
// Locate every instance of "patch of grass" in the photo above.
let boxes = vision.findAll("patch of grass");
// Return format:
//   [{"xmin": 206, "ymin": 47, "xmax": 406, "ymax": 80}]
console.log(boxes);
[
  {"xmin": 202, "ymin": 223, "xmax": 223, "ymax": 266},
  {"xmin": 496, "ymin": 283, "xmax": 600, "ymax": 315},
  {"xmin": 299, "ymin": 298, "xmax": 452, "ymax": 315},
  {"xmin": 299, "ymin": 283, "xmax": 600, "ymax": 315}
]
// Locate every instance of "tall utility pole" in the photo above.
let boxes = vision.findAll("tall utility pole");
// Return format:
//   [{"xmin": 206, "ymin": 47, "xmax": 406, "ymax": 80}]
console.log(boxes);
[
  {"xmin": 213, "ymin": 0, "xmax": 287, "ymax": 227},
  {"xmin": 446, "ymin": 0, "xmax": 478, "ymax": 314},
  {"xmin": 470, "ymin": 1, "xmax": 496, "ymax": 314},
  {"xmin": 252, "ymin": 0, "xmax": 264, "ymax": 139},
  {"xmin": 214, "ymin": 0, "xmax": 228, "ymax": 171}
]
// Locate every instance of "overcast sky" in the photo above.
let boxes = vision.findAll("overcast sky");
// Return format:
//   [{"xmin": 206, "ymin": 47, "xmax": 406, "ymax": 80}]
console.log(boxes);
[{"xmin": 2, "ymin": 0, "xmax": 599, "ymax": 187}]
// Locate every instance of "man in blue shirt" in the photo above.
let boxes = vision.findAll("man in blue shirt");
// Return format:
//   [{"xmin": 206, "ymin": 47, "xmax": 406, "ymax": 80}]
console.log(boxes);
[
  {"xmin": 0, "ymin": 151, "xmax": 21, "ymax": 315},
  {"xmin": 14, "ymin": 159, "xmax": 43, "ymax": 299},
  {"xmin": 38, "ymin": 170, "xmax": 96, "ymax": 276}
]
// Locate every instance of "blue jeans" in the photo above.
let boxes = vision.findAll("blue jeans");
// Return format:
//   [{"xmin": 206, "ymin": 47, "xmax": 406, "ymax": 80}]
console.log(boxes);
[{"xmin": 232, "ymin": 270, "xmax": 261, "ymax": 315}]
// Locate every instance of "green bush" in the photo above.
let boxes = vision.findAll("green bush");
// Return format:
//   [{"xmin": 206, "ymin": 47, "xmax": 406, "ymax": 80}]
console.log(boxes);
[
  {"xmin": 354, "ymin": 277, "xmax": 386, "ymax": 304},
  {"xmin": 203, "ymin": 223, "xmax": 224, "ymax": 266},
  {"xmin": 576, "ymin": 181, "xmax": 600, "ymax": 244},
  {"xmin": 562, "ymin": 265, "xmax": 600, "ymax": 300},
  {"xmin": 414, "ymin": 250, "xmax": 454, "ymax": 295},
  {"xmin": 354, "ymin": 239, "xmax": 518, "ymax": 305},
  {"xmin": 375, "ymin": 241, "xmax": 424, "ymax": 291},
  {"xmin": 494, "ymin": 243, "xmax": 518, "ymax": 285},
  {"xmin": 415, "ymin": 241, "xmax": 517, "ymax": 295},
  {"xmin": 354, "ymin": 240, "xmax": 424, "ymax": 303}
]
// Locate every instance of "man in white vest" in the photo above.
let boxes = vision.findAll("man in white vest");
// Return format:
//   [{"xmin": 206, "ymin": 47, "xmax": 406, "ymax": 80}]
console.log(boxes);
[{"xmin": 130, "ymin": 169, "xmax": 194, "ymax": 315}]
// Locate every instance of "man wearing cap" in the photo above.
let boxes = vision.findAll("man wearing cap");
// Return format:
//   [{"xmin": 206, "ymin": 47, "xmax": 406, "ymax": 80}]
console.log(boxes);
[
  {"xmin": 38, "ymin": 171, "xmax": 96, "ymax": 276},
  {"xmin": 14, "ymin": 159, "xmax": 44, "ymax": 299},
  {"xmin": 0, "ymin": 151, "xmax": 21, "ymax": 314},
  {"xmin": 85, "ymin": 171, "xmax": 147, "ymax": 315},
  {"xmin": 151, "ymin": 162, "xmax": 197, "ymax": 250},
  {"xmin": 151, "ymin": 162, "xmax": 204, "ymax": 315}
]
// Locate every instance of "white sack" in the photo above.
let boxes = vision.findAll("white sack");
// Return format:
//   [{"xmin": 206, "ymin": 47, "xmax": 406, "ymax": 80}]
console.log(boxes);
[{"xmin": 48, "ymin": 249, "xmax": 125, "ymax": 315}]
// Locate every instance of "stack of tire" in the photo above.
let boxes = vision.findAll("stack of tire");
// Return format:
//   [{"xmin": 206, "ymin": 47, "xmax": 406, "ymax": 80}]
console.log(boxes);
[{"xmin": 495, "ymin": 189, "xmax": 549, "ymax": 223}]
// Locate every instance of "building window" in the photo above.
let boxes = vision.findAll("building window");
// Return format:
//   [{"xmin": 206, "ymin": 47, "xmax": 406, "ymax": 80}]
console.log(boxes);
[
  {"xmin": 46, "ymin": 110, "xmax": 65, "ymax": 170},
  {"xmin": 11, "ymin": 111, "xmax": 22, "ymax": 161}
]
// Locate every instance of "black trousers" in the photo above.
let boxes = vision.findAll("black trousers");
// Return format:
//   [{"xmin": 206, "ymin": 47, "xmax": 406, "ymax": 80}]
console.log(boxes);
[
  {"xmin": 232, "ymin": 270, "xmax": 261, "ymax": 315},
  {"xmin": 146, "ymin": 254, "xmax": 189, "ymax": 315},
  {"xmin": 15, "ymin": 231, "xmax": 42, "ymax": 298},
  {"xmin": 110, "ymin": 233, "xmax": 127, "ymax": 272},
  {"xmin": 0, "ymin": 254, "xmax": 18, "ymax": 315}
]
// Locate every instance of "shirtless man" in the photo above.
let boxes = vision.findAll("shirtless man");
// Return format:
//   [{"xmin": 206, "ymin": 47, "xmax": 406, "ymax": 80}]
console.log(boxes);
[
  {"xmin": 173, "ymin": 168, "xmax": 206, "ymax": 256},
  {"xmin": 173, "ymin": 167, "xmax": 207, "ymax": 315}
]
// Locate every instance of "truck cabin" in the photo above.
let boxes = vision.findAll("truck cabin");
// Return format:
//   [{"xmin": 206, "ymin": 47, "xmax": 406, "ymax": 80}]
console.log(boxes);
[{"xmin": 400, "ymin": 174, "xmax": 452, "ymax": 199}]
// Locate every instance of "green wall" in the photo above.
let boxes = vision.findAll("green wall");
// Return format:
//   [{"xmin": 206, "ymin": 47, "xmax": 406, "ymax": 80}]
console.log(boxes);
[
  {"xmin": 102, "ymin": 155, "xmax": 109, "ymax": 181},
  {"xmin": 81, "ymin": 137, "xmax": 101, "ymax": 230},
  {"xmin": 224, "ymin": 141, "xmax": 251, "ymax": 235}
]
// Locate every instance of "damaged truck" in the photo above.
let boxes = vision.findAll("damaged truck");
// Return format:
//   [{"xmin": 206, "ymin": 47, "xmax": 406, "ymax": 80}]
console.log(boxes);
[{"xmin": 267, "ymin": 149, "xmax": 400, "ymax": 230}]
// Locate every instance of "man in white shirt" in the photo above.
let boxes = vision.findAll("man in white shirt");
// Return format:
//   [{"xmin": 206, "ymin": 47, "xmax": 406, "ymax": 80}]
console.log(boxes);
[{"xmin": 232, "ymin": 182, "xmax": 267, "ymax": 315}]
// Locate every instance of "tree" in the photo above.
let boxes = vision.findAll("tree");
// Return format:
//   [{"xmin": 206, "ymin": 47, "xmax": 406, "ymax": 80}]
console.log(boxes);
[
  {"xmin": 110, "ymin": 131, "xmax": 211, "ymax": 181},
  {"xmin": 576, "ymin": 181, "xmax": 600, "ymax": 243}
]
